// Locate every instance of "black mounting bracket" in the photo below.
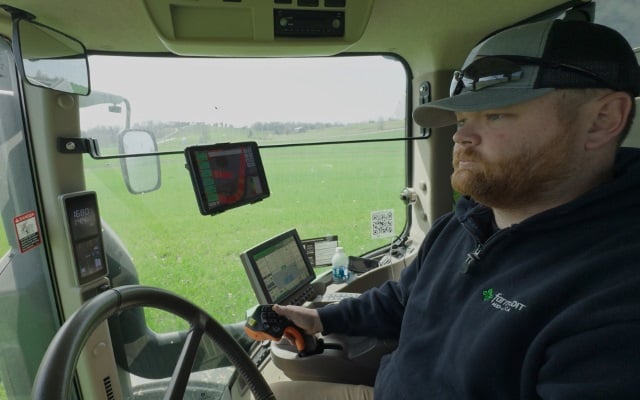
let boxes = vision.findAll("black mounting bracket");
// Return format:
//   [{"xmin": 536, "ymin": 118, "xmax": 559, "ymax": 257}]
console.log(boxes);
[
  {"xmin": 418, "ymin": 81, "xmax": 431, "ymax": 138},
  {"xmin": 57, "ymin": 137, "xmax": 101, "ymax": 157}
]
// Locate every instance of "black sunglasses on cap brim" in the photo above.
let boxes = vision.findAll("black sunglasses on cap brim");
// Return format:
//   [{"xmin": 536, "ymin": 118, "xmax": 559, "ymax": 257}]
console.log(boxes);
[{"xmin": 449, "ymin": 55, "xmax": 614, "ymax": 97}]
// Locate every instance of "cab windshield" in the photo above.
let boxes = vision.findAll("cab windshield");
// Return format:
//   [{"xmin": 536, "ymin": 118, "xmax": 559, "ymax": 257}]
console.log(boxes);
[{"xmin": 79, "ymin": 54, "xmax": 409, "ymax": 326}]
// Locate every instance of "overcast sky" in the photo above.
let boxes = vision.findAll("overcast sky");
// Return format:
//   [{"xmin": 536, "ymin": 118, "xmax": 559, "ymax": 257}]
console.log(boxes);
[{"xmin": 84, "ymin": 55, "xmax": 407, "ymax": 128}]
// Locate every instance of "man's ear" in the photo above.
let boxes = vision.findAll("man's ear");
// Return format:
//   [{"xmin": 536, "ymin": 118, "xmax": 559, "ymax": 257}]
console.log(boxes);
[{"xmin": 585, "ymin": 91, "xmax": 633, "ymax": 150}]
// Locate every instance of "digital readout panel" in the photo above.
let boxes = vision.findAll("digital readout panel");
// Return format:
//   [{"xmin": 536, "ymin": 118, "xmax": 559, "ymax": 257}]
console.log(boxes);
[{"xmin": 62, "ymin": 192, "xmax": 108, "ymax": 284}]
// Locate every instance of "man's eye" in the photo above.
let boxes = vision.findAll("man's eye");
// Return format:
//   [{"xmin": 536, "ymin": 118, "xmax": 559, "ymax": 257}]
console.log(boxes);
[
  {"xmin": 486, "ymin": 114, "xmax": 503, "ymax": 121},
  {"xmin": 456, "ymin": 119, "xmax": 466, "ymax": 128}
]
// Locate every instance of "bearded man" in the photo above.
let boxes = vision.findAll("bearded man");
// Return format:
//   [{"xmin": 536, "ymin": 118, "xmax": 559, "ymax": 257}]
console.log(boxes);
[{"xmin": 273, "ymin": 18, "xmax": 640, "ymax": 400}]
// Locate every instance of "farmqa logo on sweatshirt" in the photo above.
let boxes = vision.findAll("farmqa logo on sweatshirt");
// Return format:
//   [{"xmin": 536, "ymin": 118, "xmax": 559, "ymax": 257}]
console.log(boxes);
[{"xmin": 482, "ymin": 288, "xmax": 527, "ymax": 312}]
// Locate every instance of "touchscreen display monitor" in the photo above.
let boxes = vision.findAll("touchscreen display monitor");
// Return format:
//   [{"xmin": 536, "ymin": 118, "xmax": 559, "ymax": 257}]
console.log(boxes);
[
  {"xmin": 240, "ymin": 229, "xmax": 316, "ymax": 305},
  {"xmin": 185, "ymin": 142, "xmax": 270, "ymax": 215}
]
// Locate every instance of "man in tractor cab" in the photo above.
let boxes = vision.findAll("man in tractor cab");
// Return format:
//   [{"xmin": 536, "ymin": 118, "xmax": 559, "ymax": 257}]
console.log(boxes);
[{"xmin": 274, "ymin": 18, "xmax": 640, "ymax": 399}]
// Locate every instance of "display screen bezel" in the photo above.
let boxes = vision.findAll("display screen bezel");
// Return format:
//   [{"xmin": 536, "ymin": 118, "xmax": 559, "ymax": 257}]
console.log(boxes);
[{"xmin": 184, "ymin": 141, "xmax": 270, "ymax": 216}]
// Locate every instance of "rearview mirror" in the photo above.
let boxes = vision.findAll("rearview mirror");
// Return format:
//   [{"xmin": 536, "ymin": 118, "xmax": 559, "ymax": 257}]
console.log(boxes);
[
  {"xmin": 14, "ymin": 18, "xmax": 90, "ymax": 95},
  {"xmin": 119, "ymin": 130, "xmax": 161, "ymax": 194}
]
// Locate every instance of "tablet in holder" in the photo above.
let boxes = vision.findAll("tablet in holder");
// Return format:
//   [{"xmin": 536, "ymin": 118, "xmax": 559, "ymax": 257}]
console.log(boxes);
[{"xmin": 185, "ymin": 142, "xmax": 270, "ymax": 215}]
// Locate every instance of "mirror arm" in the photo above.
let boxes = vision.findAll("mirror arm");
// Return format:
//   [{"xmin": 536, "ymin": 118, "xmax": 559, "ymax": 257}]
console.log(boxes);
[{"xmin": 57, "ymin": 135, "xmax": 429, "ymax": 160}]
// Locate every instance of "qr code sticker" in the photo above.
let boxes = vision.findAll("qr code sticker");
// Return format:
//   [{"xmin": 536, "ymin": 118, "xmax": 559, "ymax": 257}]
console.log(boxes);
[{"xmin": 371, "ymin": 209, "xmax": 394, "ymax": 239}]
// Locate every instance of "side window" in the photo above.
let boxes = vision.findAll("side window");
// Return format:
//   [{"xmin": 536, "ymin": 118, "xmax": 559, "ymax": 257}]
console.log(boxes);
[
  {"xmin": 0, "ymin": 38, "xmax": 60, "ymax": 399},
  {"xmin": 0, "ymin": 51, "xmax": 14, "ymax": 259},
  {"xmin": 594, "ymin": 0, "xmax": 640, "ymax": 47},
  {"xmin": 594, "ymin": 1, "xmax": 640, "ymax": 148}
]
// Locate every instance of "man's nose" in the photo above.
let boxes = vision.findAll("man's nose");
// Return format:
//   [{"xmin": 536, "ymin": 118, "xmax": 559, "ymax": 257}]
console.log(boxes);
[{"xmin": 452, "ymin": 120, "xmax": 480, "ymax": 146}]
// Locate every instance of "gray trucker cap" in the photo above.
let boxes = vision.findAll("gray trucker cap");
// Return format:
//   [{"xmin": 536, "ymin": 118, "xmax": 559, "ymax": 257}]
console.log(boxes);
[{"xmin": 413, "ymin": 19, "xmax": 640, "ymax": 128}]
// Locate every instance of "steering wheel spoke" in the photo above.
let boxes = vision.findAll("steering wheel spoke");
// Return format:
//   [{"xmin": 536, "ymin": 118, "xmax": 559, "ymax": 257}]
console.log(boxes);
[{"xmin": 164, "ymin": 325, "xmax": 205, "ymax": 400}]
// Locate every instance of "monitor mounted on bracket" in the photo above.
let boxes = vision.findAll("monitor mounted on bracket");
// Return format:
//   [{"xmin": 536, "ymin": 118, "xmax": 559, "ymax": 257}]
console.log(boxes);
[
  {"xmin": 240, "ymin": 228, "xmax": 319, "ymax": 306},
  {"xmin": 185, "ymin": 141, "xmax": 270, "ymax": 215}
]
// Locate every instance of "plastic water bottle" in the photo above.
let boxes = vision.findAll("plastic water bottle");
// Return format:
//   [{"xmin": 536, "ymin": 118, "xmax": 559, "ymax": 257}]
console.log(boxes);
[{"xmin": 331, "ymin": 247, "xmax": 349, "ymax": 283}]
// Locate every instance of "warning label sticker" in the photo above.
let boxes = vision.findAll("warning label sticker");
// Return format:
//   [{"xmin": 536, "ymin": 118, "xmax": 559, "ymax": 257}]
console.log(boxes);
[{"xmin": 13, "ymin": 211, "xmax": 42, "ymax": 254}]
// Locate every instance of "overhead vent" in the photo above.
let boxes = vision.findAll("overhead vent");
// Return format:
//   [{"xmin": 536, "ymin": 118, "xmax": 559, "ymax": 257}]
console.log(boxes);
[{"xmin": 142, "ymin": 0, "xmax": 373, "ymax": 56}]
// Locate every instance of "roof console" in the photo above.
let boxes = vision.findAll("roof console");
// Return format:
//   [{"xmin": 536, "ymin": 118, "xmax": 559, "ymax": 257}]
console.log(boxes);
[{"xmin": 143, "ymin": 0, "xmax": 373, "ymax": 56}]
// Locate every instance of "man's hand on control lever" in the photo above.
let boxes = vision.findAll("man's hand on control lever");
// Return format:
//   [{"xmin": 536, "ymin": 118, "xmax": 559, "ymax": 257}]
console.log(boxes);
[{"xmin": 273, "ymin": 304, "xmax": 324, "ymax": 335}]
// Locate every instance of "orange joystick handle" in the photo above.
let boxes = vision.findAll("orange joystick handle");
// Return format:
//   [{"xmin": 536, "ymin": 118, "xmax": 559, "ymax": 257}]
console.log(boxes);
[{"xmin": 282, "ymin": 325, "xmax": 306, "ymax": 352}]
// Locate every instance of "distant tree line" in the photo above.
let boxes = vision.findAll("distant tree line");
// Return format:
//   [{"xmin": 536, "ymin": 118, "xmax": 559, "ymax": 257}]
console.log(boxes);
[{"xmin": 249, "ymin": 121, "xmax": 342, "ymax": 134}]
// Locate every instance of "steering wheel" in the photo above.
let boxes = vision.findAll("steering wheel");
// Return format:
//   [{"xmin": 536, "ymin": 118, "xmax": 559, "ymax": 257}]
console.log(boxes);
[{"xmin": 32, "ymin": 285, "xmax": 276, "ymax": 400}]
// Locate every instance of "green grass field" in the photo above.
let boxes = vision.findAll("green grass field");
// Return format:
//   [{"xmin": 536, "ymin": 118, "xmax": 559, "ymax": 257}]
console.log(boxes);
[
  {"xmin": 0, "ymin": 122, "xmax": 405, "ymax": 332},
  {"xmin": 85, "ymin": 124, "xmax": 406, "ymax": 330}
]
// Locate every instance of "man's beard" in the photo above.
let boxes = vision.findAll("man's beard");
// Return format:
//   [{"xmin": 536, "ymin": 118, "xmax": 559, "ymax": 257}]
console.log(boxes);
[{"xmin": 451, "ymin": 130, "xmax": 577, "ymax": 209}]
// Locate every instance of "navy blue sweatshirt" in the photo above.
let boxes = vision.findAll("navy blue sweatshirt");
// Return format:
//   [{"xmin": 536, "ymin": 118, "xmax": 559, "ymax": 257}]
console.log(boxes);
[{"xmin": 319, "ymin": 148, "xmax": 640, "ymax": 399}]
